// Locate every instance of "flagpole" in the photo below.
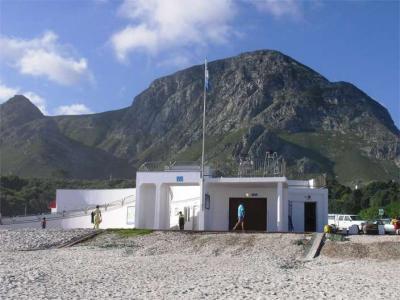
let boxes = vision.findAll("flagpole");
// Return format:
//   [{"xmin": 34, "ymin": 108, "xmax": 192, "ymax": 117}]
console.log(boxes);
[{"xmin": 201, "ymin": 59, "xmax": 207, "ymax": 211}]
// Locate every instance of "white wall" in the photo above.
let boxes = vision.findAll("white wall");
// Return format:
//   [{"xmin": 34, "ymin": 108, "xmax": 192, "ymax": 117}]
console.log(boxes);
[
  {"xmin": 288, "ymin": 188, "xmax": 328, "ymax": 232},
  {"xmin": 136, "ymin": 171, "xmax": 201, "ymax": 230},
  {"xmin": 169, "ymin": 186, "xmax": 201, "ymax": 229},
  {"xmin": 3, "ymin": 188, "xmax": 137, "ymax": 230},
  {"xmin": 170, "ymin": 186, "xmax": 200, "ymax": 201},
  {"xmin": 1, "ymin": 203, "xmax": 135, "ymax": 229},
  {"xmin": 56, "ymin": 189, "xmax": 136, "ymax": 212},
  {"xmin": 169, "ymin": 197, "xmax": 200, "ymax": 230},
  {"xmin": 137, "ymin": 171, "xmax": 201, "ymax": 185},
  {"xmin": 137, "ymin": 184, "xmax": 156, "ymax": 229},
  {"xmin": 205, "ymin": 185, "xmax": 279, "ymax": 231}
]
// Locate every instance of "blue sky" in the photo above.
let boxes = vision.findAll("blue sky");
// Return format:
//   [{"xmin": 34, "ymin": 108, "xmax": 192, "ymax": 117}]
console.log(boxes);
[{"xmin": 0, "ymin": 0, "xmax": 398, "ymax": 127}]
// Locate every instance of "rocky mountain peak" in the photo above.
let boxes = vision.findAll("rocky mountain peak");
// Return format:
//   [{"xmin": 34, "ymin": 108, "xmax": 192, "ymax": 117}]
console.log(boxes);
[
  {"xmin": 0, "ymin": 50, "xmax": 398, "ymax": 183},
  {"xmin": 1, "ymin": 95, "xmax": 44, "ymax": 128}
]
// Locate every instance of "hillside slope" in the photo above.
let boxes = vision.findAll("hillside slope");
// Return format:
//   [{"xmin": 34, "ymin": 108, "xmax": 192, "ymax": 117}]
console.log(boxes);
[
  {"xmin": 0, "ymin": 96, "xmax": 133, "ymax": 179},
  {"xmin": 1, "ymin": 50, "xmax": 399, "ymax": 183}
]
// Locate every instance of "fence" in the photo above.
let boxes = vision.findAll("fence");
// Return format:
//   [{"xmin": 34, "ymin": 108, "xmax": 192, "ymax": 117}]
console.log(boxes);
[
  {"xmin": 1, "ymin": 195, "xmax": 136, "ymax": 225},
  {"xmin": 138, "ymin": 155, "xmax": 286, "ymax": 178}
]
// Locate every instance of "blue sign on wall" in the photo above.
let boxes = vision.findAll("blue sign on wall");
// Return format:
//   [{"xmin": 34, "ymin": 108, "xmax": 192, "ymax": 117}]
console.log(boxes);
[{"xmin": 176, "ymin": 176, "xmax": 184, "ymax": 182}]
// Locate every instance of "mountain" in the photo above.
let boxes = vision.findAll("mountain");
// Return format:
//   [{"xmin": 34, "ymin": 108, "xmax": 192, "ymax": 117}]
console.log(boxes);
[
  {"xmin": 1, "ymin": 50, "xmax": 399, "ymax": 184},
  {"xmin": 0, "ymin": 95, "xmax": 133, "ymax": 179}
]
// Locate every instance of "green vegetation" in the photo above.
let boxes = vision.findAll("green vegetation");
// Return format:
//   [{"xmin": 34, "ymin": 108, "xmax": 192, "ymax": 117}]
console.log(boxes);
[
  {"xmin": 326, "ymin": 234, "xmax": 347, "ymax": 242},
  {"xmin": 170, "ymin": 129, "xmax": 257, "ymax": 177},
  {"xmin": 106, "ymin": 228, "xmax": 152, "ymax": 237},
  {"xmin": 279, "ymin": 132, "xmax": 399, "ymax": 184},
  {"xmin": 328, "ymin": 179, "xmax": 400, "ymax": 219},
  {"xmin": 0, "ymin": 175, "xmax": 135, "ymax": 217}
]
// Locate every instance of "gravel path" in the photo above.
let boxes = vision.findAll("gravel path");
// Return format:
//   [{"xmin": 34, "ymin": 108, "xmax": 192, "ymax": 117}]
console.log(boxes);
[{"xmin": 0, "ymin": 231, "xmax": 399, "ymax": 299}]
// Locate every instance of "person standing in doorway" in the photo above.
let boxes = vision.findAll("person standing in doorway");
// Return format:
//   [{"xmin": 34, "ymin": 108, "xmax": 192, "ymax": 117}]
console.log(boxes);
[
  {"xmin": 232, "ymin": 203, "xmax": 245, "ymax": 231},
  {"xmin": 94, "ymin": 205, "xmax": 102, "ymax": 230},
  {"xmin": 178, "ymin": 211, "xmax": 185, "ymax": 230}
]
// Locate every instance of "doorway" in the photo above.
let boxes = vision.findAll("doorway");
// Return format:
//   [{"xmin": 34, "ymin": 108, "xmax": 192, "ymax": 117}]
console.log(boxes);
[
  {"xmin": 229, "ymin": 198, "xmax": 267, "ymax": 231},
  {"xmin": 304, "ymin": 202, "xmax": 316, "ymax": 232}
]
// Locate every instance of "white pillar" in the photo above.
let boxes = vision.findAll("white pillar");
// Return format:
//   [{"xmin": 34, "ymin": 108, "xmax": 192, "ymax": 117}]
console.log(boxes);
[
  {"xmin": 154, "ymin": 184, "xmax": 161, "ymax": 229},
  {"xmin": 198, "ymin": 179, "xmax": 207, "ymax": 231},
  {"xmin": 135, "ymin": 184, "xmax": 141, "ymax": 228},
  {"xmin": 159, "ymin": 185, "xmax": 170, "ymax": 229},
  {"xmin": 277, "ymin": 182, "xmax": 283, "ymax": 231}
]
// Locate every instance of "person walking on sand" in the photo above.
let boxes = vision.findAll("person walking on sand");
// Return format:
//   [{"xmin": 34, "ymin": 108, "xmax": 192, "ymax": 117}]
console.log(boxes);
[
  {"xmin": 232, "ymin": 203, "xmax": 245, "ymax": 231},
  {"xmin": 178, "ymin": 211, "xmax": 185, "ymax": 230},
  {"xmin": 94, "ymin": 205, "xmax": 102, "ymax": 230}
]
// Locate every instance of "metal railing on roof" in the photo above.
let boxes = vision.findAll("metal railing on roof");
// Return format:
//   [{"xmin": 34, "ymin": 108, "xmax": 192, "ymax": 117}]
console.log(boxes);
[
  {"xmin": 211, "ymin": 156, "xmax": 286, "ymax": 178},
  {"xmin": 138, "ymin": 161, "xmax": 201, "ymax": 172},
  {"xmin": 138, "ymin": 153, "xmax": 286, "ymax": 177}
]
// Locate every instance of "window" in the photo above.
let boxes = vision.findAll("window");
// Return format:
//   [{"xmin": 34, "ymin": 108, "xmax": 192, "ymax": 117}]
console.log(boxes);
[
  {"xmin": 345, "ymin": 216, "xmax": 351, "ymax": 221},
  {"xmin": 339, "ymin": 216, "xmax": 344, "ymax": 221}
]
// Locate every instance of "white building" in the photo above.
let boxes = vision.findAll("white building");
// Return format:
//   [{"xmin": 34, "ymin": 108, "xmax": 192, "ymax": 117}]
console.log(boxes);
[
  {"xmin": 1, "ymin": 162, "xmax": 328, "ymax": 232},
  {"xmin": 136, "ymin": 164, "xmax": 328, "ymax": 232}
]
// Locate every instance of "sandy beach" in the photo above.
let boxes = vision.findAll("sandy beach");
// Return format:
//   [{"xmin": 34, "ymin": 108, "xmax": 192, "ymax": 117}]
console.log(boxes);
[{"xmin": 0, "ymin": 229, "xmax": 399, "ymax": 299}]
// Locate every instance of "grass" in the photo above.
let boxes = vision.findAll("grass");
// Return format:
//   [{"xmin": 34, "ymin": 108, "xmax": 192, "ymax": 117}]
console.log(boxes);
[
  {"xmin": 171, "ymin": 128, "xmax": 248, "ymax": 162},
  {"xmin": 106, "ymin": 228, "xmax": 153, "ymax": 238},
  {"xmin": 278, "ymin": 131, "xmax": 399, "ymax": 185},
  {"xmin": 326, "ymin": 233, "xmax": 347, "ymax": 242}
]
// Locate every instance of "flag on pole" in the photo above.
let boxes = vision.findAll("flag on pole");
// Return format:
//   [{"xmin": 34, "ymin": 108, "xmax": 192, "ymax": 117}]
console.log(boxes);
[{"xmin": 205, "ymin": 59, "xmax": 209, "ymax": 91}]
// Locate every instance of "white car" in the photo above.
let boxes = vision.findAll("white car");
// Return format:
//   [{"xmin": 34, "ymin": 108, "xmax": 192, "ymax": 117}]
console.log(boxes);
[{"xmin": 329, "ymin": 214, "xmax": 367, "ymax": 231}]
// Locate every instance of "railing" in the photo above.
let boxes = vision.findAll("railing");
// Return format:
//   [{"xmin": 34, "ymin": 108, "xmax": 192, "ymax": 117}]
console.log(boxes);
[
  {"xmin": 1, "ymin": 195, "xmax": 136, "ymax": 225},
  {"xmin": 138, "ymin": 161, "xmax": 200, "ymax": 172},
  {"xmin": 138, "ymin": 154, "xmax": 286, "ymax": 178},
  {"xmin": 210, "ymin": 157, "xmax": 286, "ymax": 178}
]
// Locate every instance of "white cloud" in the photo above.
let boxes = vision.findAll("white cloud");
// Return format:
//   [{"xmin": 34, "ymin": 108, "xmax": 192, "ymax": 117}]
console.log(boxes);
[
  {"xmin": 0, "ymin": 82, "xmax": 93, "ymax": 116},
  {"xmin": 157, "ymin": 54, "xmax": 192, "ymax": 68},
  {"xmin": 0, "ymin": 83, "xmax": 19, "ymax": 102},
  {"xmin": 0, "ymin": 82, "xmax": 48, "ymax": 115},
  {"xmin": 54, "ymin": 104, "xmax": 93, "ymax": 115},
  {"xmin": 249, "ymin": 0, "xmax": 320, "ymax": 20},
  {"xmin": 112, "ymin": 25, "xmax": 159, "ymax": 59},
  {"xmin": 0, "ymin": 31, "xmax": 92, "ymax": 86},
  {"xmin": 111, "ymin": 0, "xmax": 237, "ymax": 62}
]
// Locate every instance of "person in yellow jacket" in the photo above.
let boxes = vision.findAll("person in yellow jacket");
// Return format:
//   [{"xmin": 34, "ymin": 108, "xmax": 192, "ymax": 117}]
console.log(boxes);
[
  {"xmin": 391, "ymin": 216, "xmax": 400, "ymax": 235},
  {"xmin": 94, "ymin": 205, "xmax": 102, "ymax": 230}
]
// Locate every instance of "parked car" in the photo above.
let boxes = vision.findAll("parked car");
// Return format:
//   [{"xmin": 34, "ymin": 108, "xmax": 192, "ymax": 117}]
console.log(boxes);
[
  {"xmin": 377, "ymin": 218, "xmax": 395, "ymax": 234},
  {"xmin": 362, "ymin": 220, "xmax": 382, "ymax": 235},
  {"xmin": 328, "ymin": 214, "xmax": 367, "ymax": 231}
]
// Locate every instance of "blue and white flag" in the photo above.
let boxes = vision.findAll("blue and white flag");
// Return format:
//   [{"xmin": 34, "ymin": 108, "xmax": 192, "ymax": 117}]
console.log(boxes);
[{"xmin": 205, "ymin": 59, "xmax": 210, "ymax": 91}]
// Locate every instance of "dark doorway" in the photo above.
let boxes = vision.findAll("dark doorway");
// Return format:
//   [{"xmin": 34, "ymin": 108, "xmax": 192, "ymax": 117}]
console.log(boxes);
[
  {"xmin": 304, "ymin": 202, "xmax": 316, "ymax": 232},
  {"xmin": 229, "ymin": 198, "xmax": 267, "ymax": 231}
]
